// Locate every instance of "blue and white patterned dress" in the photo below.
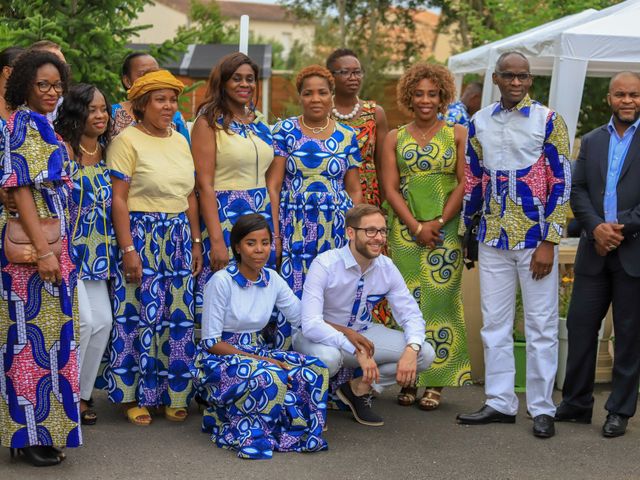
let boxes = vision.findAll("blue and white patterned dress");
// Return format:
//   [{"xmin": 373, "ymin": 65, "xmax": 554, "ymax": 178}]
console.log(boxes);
[
  {"xmin": 272, "ymin": 117, "xmax": 361, "ymax": 298},
  {"xmin": 190, "ymin": 263, "xmax": 328, "ymax": 459}
]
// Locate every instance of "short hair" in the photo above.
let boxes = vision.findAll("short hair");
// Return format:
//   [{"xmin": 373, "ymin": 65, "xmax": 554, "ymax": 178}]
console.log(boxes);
[
  {"xmin": 326, "ymin": 48, "xmax": 359, "ymax": 72},
  {"xmin": 346, "ymin": 204, "xmax": 385, "ymax": 228},
  {"xmin": 464, "ymin": 82, "xmax": 483, "ymax": 95},
  {"xmin": 0, "ymin": 46, "xmax": 26, "ymax": 70},
  {"xmin": 396, "ymin": 63, "xmax": 456, "ymax": 116},
  {"xmin": 609, "ymin": 71, "xmax": 640, "ymax": 91},
  {"xmin": 296, "ymin": 65, "xmax": 335, "ymax": 94},
  {"xmin": 121, "ymin": 51, "xmax": 157, "ymax": 89},
  {"xmin": 5, "ymin": 51, "xmax": 69, "ymax": 111},
  {"xmin": 495, "ymin": 51, "xmax": 529, "ymax": 72},
  {"xmin": 229, "ymin": 214, "xmax": 273, "ymax": 262},
  {"xmin": 54, "ymin": 83, "xmax": 112, "ymax": 159},
  {"xmin": 29, "ymin": 40, "xmax": 62, "ymax": 52}
]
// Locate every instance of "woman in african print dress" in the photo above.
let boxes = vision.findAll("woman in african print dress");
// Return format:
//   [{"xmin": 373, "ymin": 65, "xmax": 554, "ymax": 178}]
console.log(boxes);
[
  {"xmin": 55, "ymin": 84, "xmax": 116, "ymax": 426},
  {"xmin": 0, "ymin": 51, "xmax": 79, "ymax": 466},
  {"xmin": 381, "ymin": 63, "xmax": 471, "ymax": 410},
  {"xmin": 192, "ymin": 53, "xmax": 276, "ymax": 327},
  {"xmin": 190, "ymin": 214, "xmax": 328, "ymax": 460},
  {"xmin": 267, "ymin": 65, "xmax": 363, "ymax": 298},
  {"xmin": 101, "ymin": 70, "xmax": 202, "ymax": 426}
]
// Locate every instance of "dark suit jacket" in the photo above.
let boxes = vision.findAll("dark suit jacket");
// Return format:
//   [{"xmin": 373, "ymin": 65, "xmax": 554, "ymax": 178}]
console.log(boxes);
[{"xmin": 571, "ymin": 123, "xmax": 640, "ymax": 277}]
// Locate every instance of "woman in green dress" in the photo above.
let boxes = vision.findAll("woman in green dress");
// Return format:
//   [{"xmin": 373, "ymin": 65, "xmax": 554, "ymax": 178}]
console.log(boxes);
[{"xmin": 380, "ymin": 63, "xmax": 472, "ymax": 410}]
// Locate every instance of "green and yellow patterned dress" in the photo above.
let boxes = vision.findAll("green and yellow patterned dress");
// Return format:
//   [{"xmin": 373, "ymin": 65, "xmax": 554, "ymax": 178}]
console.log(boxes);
[{"xmin": 387, "ymin": 123, "xmax": 472, "ymax": 387}]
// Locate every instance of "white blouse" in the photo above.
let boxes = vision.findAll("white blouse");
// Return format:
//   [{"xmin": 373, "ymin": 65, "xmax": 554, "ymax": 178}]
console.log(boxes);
[{"xmin": 201, "ymin": 264, "xmax": 301, "ymax": 341}]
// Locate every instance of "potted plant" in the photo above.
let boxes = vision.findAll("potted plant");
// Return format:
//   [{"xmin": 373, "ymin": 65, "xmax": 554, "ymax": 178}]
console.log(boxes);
[
  {"xmin": 513, "ymin": 288, "xmax": 527, "ymax": 392},
  {"xmin": 555, "ymin": 274, "xmax": 574, "ymax": 389}
]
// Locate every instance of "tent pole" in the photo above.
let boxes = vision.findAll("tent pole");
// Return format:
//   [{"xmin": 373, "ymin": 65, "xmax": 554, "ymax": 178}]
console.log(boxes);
[{"xmin": 239, "ymin": 15, "xmax": 249, "ymax": 54}]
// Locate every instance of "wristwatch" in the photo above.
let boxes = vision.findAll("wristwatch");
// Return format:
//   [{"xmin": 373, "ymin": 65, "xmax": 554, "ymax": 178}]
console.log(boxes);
[
  {"xmin": 437, "ymin": 216, "xmax": 445, "ymax": 226},
  {"xmin": 407, "ymin": 343, "xmax": 421, "ymax": 353}
]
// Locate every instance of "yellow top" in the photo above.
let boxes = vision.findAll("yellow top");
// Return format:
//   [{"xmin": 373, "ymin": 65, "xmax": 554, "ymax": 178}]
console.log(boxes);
[
  {"xmin": 107, "ymin": 126, "xmax": 195, "ymax": 213},
  {"xmin": 214, "ymin": 120, "xmax": 274, "ymax": 190}
]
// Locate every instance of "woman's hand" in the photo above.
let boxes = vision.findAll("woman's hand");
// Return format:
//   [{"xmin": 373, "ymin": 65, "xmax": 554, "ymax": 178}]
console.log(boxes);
[
  {"xmin": 123, "ymin": 249, "xmax": 142, "ymax": 284},
  {"xmin": 415, "ymin": 220, "xmax": 442, "ymax": 249},
  {"xmin": 261, "ymin": 356, "xmax": 290, "ymax": 371},
  {"xmin": 37, "ymin": 254, "xmax": 62, "ymax": 284},
  {"xmin": 0, "ymin": 188, "xmax": 17, "ymax": 213},
  {"xmin": 191, "ymin": 243, "xmax": 203, "ymax": 276},
  {"xmin": 209, "ymin": 237, "xmax": 229, "ymax": 272}
]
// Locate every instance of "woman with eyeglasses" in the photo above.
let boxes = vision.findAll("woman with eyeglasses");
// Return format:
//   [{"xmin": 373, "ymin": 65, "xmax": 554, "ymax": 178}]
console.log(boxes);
[
  {"xmin": 267, "ymin": 65, "xmax": 363, "ymax": 298},
  {"xmin": 0, "ymin": 51, "xmax": 79, "ymax": 467},
  {"xmin": 380, "ymin": 63, "xmax": 472, "ymax": 411},
  {"xmin": 110, "ymin": 52, "xmax": 190, "ymax": 141},
  {"xmin": 327, "ymin": 49, "xmax": 389, "ymax": 207},
  {"xmin": 54, "ymin": 83, "xmax": 116, "ymax": 427},
  {"xmin": 192, "ymin": 53, "xmax": 276, "ymax": 327}
]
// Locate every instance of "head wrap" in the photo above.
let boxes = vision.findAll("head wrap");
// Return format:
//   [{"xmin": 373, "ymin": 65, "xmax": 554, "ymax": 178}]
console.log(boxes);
[{"xmin": 127, "ymin": 69, "xmax": 184, "ymax": 101}]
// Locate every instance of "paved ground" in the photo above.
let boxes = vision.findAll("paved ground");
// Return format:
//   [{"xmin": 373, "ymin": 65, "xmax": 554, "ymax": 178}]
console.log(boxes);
[{"xmin": 2, "ymin": 384, "xmax": 639, "ymax": 480}]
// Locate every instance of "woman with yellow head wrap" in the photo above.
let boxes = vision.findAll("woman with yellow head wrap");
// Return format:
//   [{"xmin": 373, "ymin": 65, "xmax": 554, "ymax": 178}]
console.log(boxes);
[
  {"xmin": 100, "ymin": 68, "xmax": 203, "ymax": 426},
  {"xmin": 110, "ymin": 53, "xmax": 190, "ymax": 141}
]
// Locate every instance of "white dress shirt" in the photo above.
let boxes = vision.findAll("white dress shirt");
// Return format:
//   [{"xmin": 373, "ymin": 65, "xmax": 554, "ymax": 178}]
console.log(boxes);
[
  {"xmin": 201, "ymin": 265, "xmax": 301, "ymax": 341},
  {"xmin": 301, "ymin": 244, "xmax": 426, "ymax": 354}
]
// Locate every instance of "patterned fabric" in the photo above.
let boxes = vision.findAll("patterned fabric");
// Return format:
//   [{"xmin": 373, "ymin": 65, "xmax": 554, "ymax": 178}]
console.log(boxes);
[
  {"xmin": 387, "ymin": 124, "xmax": 472, "ymax": 387},
  {"xmin": 190, "ymin": 331, "xmax": 328, "ymax": 459},
  {"xmin": 110, "ymin": 103, "xmax": 190, "ymax": 142},
  {"xmin": 99, "ymin": 212, "xmax": 195, "ymax": 407},
  {"xmin": 332, "ymin": 101, "xmax": 380, "ymax": 206},
  {"xmin": 444, "ymin": 100, "xmax": 470, "ymax": 128},
  {"xmin": 68, "ymin": 158, "xmax": 117, "ymax": 280},
  {"xmin": 460, "ymin": 95, "xmax": 571, "ymax": 250},
  {"xmin": 0, "ymin": 108, "xmax": 81, "ymax": 448},
  {"xmin": 272, "ymin": 116, "xmax": 361, "ymax": 297}
]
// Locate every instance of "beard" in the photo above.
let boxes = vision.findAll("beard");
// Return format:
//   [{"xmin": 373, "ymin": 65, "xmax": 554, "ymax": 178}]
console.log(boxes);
[
  {"xmin": 353, "ymin": 236, "xmax": 384, "ymax": 260},
  {"xmin": 613, "ymin": 109, "xmax": 640, "ymax": 125}
]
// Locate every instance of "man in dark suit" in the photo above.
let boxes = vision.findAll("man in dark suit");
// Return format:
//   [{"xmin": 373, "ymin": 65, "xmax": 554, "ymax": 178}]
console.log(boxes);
[{"xmin": 556, "ymin": 71, "xmax": 640, "ymax": 437}]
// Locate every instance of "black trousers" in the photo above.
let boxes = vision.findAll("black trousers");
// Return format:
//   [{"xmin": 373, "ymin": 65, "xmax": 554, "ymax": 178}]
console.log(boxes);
[{"xmin": 561, "ymin": 250, "xmax": 640, "ymax": 417}]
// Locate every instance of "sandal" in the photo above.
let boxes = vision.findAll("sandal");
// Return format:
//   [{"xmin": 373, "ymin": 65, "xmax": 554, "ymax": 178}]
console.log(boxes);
[
  {"xmin": 397, "ymin": 386, "xmax": 418, "ymax": 406},
  {"xmin": 80, "ymin": 408, "xmax": 98, "ymax": 425},
  {"xmin": 164, "ymin": 407, "xmax": 188, "ymax": 422},
  {"xmin": 419, "ymin": 388, "xmax": 442, "ymax": 411},
  {"xmin": 125, "ymin": 406, "xmax": 152, "ymax": 426}
]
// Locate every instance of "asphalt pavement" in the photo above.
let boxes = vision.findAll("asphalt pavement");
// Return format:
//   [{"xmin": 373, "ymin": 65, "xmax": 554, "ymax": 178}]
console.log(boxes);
[{"xmin": 2, "ymin": 384, "xmax": 639, "ymax": 480}]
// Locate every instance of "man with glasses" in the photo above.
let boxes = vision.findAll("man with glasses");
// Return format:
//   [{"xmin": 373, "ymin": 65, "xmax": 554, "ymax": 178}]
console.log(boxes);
[
  {"xmin": 456, "ymin": 51, "xmax": 571, "ymax": 438},
  {"xmin": 293, "ymin": 204, "xmax": 435, "ymax": 426}
]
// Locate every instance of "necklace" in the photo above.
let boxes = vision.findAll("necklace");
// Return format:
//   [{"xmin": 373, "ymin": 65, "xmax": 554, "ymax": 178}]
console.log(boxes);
[
  {"xmin": 414, "ymin": 119, "xmax": 440, "ymax": 142},
  {"xmin": 332, "ymin": 96, "xmax": 361, "ymax": 121},
  {"xmin": 79, "ymin": 143, "xmax": 99, "ymax": 156},
  {"xmin": 140, "ymin": 122, "xmax": 171, "ymax": 138},
  {"xmin": 300, "ymin": 115, "xmax": 331, "ymax": 134}
]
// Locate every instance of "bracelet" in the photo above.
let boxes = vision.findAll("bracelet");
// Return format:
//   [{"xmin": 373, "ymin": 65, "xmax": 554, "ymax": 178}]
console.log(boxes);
[
  {"xmin": 121, "ymin": 245, "xmax": 136, "ymax": 255},
  {"xmin": 192, "ymin": 237, "xmax": 202, "ymax": 244},
  {"xmin": 413, "ymin": 223, "xmax": 423, "ymax": 236},
  {"xmin": 37, "ymin": 251, "xmax": 54, "ymax": 261},
  {"xmin": 437, "ymin": 216, "xmax": 445, "ymax": 226}
]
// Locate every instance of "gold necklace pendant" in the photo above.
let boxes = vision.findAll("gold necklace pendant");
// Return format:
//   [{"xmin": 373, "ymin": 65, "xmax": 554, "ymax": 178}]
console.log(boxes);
[
  {"xmin": 79, "ymin": 143, "xmax": 99, "ymax": 156},
  {"xmin": 300, "ymin": 115, "xmax": 331, "ymax": 134},
  {"xmin": 415, "ymin": 119, "xmax": 439, "ymax": 142}
]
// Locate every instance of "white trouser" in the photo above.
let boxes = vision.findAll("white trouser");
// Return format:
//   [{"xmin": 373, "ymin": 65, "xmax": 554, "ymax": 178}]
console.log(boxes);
[
  {"xmin": 293, "ymin": 323, "xmax": 435, "ymax": 390},
  {"xmin": 77, "ymin": 279, "xmax": 113, "ymax": 401},
  {"xmin": 478, "ymin": 242, "xmax": 558, "ymax": 417}
]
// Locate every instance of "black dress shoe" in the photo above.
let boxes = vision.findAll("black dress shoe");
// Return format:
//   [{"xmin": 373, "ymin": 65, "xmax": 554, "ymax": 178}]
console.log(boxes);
[
  {"xmin": 456, "ymin": 405, "xmax": 516, "ymax": 425},
  {"xmin": 602, "ymin": 413, "xmax": 628, "ymax": 438},
  {"xmin": 336, "ymin": 382, "xmax": 384, "ymax": 427},
  {"xmin": 533, "ymin": 414, "xmax": 555, "ymax": 438},
  {"xmin": 10, "ymin": 446, "xmax": 62, "ymax": 467},
  {"xmin": 554, "ymin": 403, "xmax": 592, "ymax": 424}
]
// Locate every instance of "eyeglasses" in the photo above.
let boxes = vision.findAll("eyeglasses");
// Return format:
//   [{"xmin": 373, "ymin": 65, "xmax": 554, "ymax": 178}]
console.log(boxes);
[
  {"xmin": 352, "ymin": 227, "xmax": 388, "ymax": 238},
  {"xmin": 332, "ymin": 69, "xmax": 364, "ymax": 79},
  {"xmin": 495, "ymin": 71, "xmax": 533, "ymax": 82},
  {"xmin": 35, "ymin": 81, "xmax": 64, "ymax": 94}
]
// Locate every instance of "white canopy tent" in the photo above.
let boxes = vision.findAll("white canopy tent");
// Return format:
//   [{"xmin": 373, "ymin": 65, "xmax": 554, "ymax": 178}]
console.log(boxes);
[{"xmin": 448, "ymin": 0, "xmax": 640, "ymax": 147}]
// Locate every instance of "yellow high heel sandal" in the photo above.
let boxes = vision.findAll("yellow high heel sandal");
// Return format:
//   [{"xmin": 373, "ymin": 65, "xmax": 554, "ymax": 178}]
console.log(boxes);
[
  {"xmin": 164, "ymin": 407, "xmax": 188, "ymax": 422},
  {"xmin": 125, "ymin": 406, "xmax": 152, "ymax": 426}
]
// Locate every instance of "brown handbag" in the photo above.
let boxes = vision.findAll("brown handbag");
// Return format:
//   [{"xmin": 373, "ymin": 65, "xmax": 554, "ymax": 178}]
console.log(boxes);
[{"xmin": 4, "ymin": 217, "xmax": 62, "ymax": 264}]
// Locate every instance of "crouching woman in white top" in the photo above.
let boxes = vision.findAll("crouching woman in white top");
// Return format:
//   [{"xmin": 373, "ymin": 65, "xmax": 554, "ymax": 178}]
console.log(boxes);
[{"xmin": 190, "ymin": 213, "xmax": 329, "ymax": 460}]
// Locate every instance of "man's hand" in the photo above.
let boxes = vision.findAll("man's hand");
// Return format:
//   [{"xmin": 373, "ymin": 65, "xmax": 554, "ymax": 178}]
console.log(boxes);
[
  {"xmin": 595, "ymin": 243, "xmax": 609, "ymax": 257},
  {"xmin": 356, "ymin": 349, "xmax": 379, "ymax": 385},
  {"xmin": 343, "ymin": 328, "xmax": 375, "ymax": 357},
  {"xmin": 396, "ymin": 347, "xmax": 418, "ymax": 387},
  {"xmin": 530, "ymin": 241, "xmax": 555, "ymax": 281},
  {"xmin": 593, "ymin": 223, "xmax": 624, "ymax": 252}
]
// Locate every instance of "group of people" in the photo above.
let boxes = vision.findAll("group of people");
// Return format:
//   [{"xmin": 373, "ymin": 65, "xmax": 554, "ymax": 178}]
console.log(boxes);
[{"xmin": 0, "ymin": 37, "xmax": 638, "ymax": 466}]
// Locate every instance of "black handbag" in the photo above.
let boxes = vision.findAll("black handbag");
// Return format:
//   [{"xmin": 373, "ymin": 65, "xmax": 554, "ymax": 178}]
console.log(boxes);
[{"xmin": 462, "ymin": 213, "xmax": 481, "ymax": 269}]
